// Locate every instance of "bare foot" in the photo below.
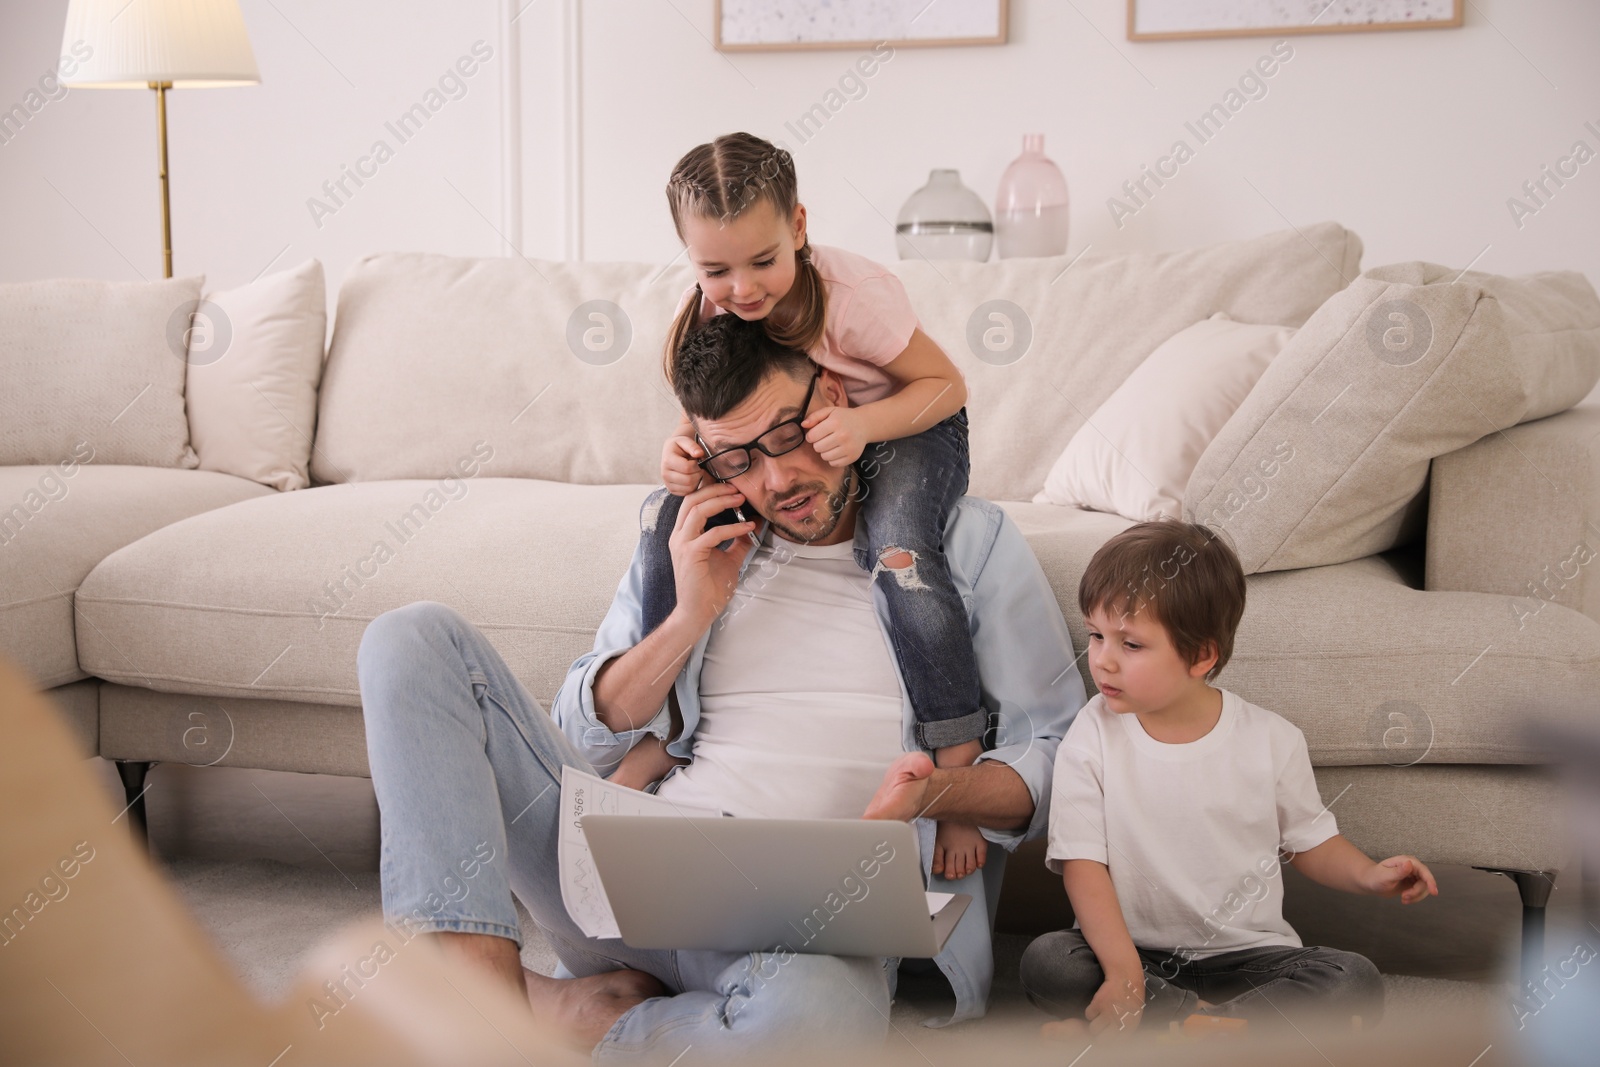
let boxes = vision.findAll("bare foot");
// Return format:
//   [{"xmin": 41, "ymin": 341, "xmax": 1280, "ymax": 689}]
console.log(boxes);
[
  {"xmin": 524, "ymin": 967, "xmax": 666, "ymax": 1050},
  {"xmin": 1040, "ymin": 1018, "xmax": 1090, "ymax": 1040},
  {"xmin": 933, "ymin": 820, "xmax": 988, "ymax": 880}
]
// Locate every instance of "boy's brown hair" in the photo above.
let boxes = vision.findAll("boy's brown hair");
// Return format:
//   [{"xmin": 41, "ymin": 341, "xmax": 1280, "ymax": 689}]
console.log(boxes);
[{"xmin": 1078, "ymin": 521, "xmax": 1246, "ymax": 682}]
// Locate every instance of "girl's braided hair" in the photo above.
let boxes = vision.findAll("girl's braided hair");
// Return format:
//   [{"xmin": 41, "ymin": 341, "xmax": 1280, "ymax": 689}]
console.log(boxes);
[{"xmin": 663, "ymin": 132, "xmax": 826, "ymax": 384}]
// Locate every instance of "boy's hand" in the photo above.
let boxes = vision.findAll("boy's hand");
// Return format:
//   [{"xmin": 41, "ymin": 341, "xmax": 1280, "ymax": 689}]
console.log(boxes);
[
  {"xmin": 802, "ymin": 406, "xmax": 870, "ymax": 467},
  {"xmin": 662, "ymin": 434, "xmax": 705, "ymax": 496},
  {"xmin": 1085, "ymin": 974, "xmax": 1145, "ymax": 1037},
  {"xmin": 1363, "ymin": 855, "xmax": 1439, "ymax": 903}
]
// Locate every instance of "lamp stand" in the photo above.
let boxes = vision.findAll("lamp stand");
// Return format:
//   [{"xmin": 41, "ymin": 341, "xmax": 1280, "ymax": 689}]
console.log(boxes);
[{"xmin": 150, "ymin": 80, "xmax": 174, "ymax": 279}]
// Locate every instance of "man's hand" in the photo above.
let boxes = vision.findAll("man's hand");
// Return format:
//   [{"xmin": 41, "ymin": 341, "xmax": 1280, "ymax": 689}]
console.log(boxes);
[
  {"xmin": 1361, "ymin": 855, "xmax": 1439, "ymax": 903},
  {"xmin": 862, "ymin": 751, "xmax": 934, "ymax": 823},
  {"xmin": 802, "ymin": 405, "xmax": 871, "ymax": 467},
  {"xmin": 1085, "ymin": 974, "xmax": 1145, "ymax": 1037},
  {"xmin": 669, "ymin": 482, "xmax": 757, "ymax": 627}
]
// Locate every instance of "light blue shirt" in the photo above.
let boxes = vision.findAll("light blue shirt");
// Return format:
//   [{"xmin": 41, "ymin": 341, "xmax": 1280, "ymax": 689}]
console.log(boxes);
[{"xmin": 551, "ymin": 495, "xmax": 1086, "ymax": 1025}]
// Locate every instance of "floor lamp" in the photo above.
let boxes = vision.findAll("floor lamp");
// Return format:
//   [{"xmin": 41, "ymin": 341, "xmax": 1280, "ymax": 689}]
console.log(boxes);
[{"xmin": 59, "ymin": 0, "xmax": 260, "ymax": 279}]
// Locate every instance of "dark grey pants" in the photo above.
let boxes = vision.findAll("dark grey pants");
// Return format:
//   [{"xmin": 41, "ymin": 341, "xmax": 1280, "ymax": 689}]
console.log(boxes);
[{"xmin": 1020, "ymin": 929, "xmax": 1384, "ymax": 1029}]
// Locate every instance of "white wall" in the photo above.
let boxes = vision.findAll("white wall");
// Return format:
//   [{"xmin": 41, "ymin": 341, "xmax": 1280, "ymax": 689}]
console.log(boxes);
[{"xmin": 2, "ymin": 0, "xmax": 1597, "ymax": 299}]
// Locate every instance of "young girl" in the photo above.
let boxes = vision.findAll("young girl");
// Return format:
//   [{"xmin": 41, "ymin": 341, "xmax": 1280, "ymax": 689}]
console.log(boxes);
[{"xmin": 610, "ymin": 131, "xmax": 988, "ymax": 880}]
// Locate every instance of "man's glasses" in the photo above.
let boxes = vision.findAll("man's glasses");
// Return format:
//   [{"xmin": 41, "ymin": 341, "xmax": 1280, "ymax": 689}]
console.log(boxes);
[{"xmin": 695, "ymin": 368, "xmax": 821, "ymax": 481}]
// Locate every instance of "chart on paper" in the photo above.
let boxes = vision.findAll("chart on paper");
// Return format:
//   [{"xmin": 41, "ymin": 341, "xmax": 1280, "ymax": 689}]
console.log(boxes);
[{"xmin": 558, "ymin": 765, "xmax": 722, "ymax": 939}]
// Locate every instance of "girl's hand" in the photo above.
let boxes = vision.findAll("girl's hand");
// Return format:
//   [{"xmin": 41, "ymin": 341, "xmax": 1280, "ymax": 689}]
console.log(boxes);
[
  {"xmin": 662, "ymin": 434, "xmax": 705, "ymax": 496},
  {"xmin": 802, "ymin": 405, "xmax": 871, "ymax": 467}
]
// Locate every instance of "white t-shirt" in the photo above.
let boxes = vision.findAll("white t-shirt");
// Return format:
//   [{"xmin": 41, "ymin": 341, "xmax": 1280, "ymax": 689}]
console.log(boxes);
[
  {"xmin": 1046, "ymin": 689, "xmax": 1337, "ymax": 959},
  {"xmin": 653, "ymin": 532, "xmax": 906, "ymax": 819}
]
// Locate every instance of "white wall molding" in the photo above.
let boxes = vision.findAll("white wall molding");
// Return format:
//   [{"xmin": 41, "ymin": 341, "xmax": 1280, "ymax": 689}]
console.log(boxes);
[
  {"xmin": 499, "ymin": 0, "xmax": 523, "ymax": 256},
  {"xmin": 562, "ymin": 0, "xmax": 584, "ymax": 260}
]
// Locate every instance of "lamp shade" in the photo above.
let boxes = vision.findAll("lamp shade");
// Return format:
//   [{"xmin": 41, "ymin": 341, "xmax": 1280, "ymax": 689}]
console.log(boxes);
[{"xmin": 59, "ymin": 0, "xmax": 259, "ymax": 88}]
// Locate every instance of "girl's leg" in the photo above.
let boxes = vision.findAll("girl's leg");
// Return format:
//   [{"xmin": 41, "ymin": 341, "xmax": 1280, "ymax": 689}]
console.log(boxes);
[
  {"xmin": 639, "ymin": 488, "xmax": 682, "ymax": 637},
  {"xmin": 855, "ymin": 409, "xmax": 985, "ymax": 750},
  {"xmin": 639, "ymin": 486, "xmax": 746, "ymax": 637}
]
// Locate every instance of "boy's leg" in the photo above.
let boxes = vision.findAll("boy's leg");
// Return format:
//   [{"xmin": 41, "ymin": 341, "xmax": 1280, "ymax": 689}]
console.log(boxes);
[
  {"xmin": 1022, "ymin": 931, "xmax": 1200, "ymax": 1026},
  {"xmin": 854, "ymin": 409, "xmax": 984, "ymax": 749},
  {"xmin": 1175, "ymin": 944, "xmax": 1385, "ymax": 1025},
  {"xmin": 1019, "ymin": 929, "xmax": 1109, "ymax": 1019}
]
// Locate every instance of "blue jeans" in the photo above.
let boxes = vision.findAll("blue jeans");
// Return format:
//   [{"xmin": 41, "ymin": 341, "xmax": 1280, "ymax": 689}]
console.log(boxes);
[
  {"xmin": 357, "ymin": 601, "xmax": 895, "ymax": 1062},
  {"xmin": 1019, "ymin": 929, "xmax": 1384, "ymax": 1027},
  {"xmin": 639, "ymin": 409, "xmax": 983, "ymax": 750}
]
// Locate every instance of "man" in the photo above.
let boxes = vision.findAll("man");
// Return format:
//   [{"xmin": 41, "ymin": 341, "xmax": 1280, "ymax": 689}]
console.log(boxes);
[{"xmin": 356, "ymin": 313, "xmax": 1086, "ymax": 1059}]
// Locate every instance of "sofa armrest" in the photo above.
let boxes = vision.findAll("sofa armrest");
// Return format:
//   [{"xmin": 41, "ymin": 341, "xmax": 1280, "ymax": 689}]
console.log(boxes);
[{"xmin": 1427, "ymin": 399, "xmax": 1600, "ymax": 624}]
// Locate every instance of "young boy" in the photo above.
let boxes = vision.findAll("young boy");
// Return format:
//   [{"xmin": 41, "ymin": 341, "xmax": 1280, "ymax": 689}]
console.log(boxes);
[{"xmin": 1021, "ymin": 520, "xmax": 1438, "ymax": 1036}]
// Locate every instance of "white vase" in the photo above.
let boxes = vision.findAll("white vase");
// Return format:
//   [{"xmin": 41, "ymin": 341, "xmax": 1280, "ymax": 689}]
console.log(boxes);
[{"xmin": 895, "ymin": 169, "xmax": 993, "ymax": 262}]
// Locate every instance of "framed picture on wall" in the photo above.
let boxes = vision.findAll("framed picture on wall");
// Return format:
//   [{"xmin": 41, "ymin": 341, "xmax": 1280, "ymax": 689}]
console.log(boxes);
[
  {"xmin": 715, "ymin": 0, "xmax": 1008, "ymax": 52},
  {"xmin": 1128, "ymin": 1, "xmax": 1463, "ymax": 41}
]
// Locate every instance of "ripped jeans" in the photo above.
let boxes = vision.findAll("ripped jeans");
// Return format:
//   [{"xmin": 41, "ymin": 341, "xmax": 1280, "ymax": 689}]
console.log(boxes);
[
  {"xmin": 358, "ymin": 601, "xmax": 896, "ymax": 1063},
  {"xmin": 639, "ymin": 408, "xmax": 983, "ymax": 750}
]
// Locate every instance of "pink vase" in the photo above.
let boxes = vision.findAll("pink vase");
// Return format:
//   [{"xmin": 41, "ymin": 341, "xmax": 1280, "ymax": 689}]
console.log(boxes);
[{"xmin": 995, "ymin": 134, "xmax": 1070, "ymax": 259}]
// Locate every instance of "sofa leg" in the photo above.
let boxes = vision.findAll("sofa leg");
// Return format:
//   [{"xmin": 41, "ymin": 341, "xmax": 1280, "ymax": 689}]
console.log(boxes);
[
  {"xmin": 114, "ymin": 759, "xmax": 155, "ymax": 853},
  {"xmin": 1474, "ymin": 866, "xmax": 1557, "ymax": 987}
]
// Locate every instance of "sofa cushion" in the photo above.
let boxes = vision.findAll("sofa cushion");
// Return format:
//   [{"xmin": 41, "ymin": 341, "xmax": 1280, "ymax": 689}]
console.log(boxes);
[
  {"xmin": 893, "ymin": 221, "xmax": 1362, "ymax": 502},
  {"xmin": 1426, "ymin": 400, "xmax": 1600, "ymax": 621},
  {"xmin": 186, "ymin": 259, "xmax": 328, "ymax": 491},
  {"xmin": 1186, "ymin": 262, "xmax": 1600, "ymax": 574},
  {"xmin": 1032, "ymin": 313, "xmax": 1296, "ymax": 521},
  {"xmin": 76, "ymin": 478, "xmax": 657, "ymax": 706},
  {"xmin": 1004, "ymin": 503, "xmax": 1600, "ymax": 765},
  {"xmin": 1192, "ymin": 555, "xmax": 1596, "ymax": 766},
  {"xmin": 310, "ymin": 253, "xmax": 688, "ymax": 487},
  {"xmin": 0, "ymin": 465, "xmax": 272, "ymax": 688},
  {"xmin": 311, "ymin": 227, "xmax": 1358, "ymax": 502},
  {"xmin": 78, "ymin": 474, "xmax": 1594, "ymax": 767},
  {"xmin": 1, "ymin": 275, "xmax": 204, "ymax": 468}
]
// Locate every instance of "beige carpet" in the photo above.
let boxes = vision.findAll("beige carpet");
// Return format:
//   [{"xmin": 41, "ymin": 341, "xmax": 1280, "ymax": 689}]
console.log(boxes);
[{"xmin": 164, "ymin": 856, "xmax": 1499, "ymax": 1044}]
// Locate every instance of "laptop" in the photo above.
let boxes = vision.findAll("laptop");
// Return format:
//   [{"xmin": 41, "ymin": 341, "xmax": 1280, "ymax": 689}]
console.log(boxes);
[{"xmin": 579, "ymin": 814, "xmax": 972, "ymax": 958}]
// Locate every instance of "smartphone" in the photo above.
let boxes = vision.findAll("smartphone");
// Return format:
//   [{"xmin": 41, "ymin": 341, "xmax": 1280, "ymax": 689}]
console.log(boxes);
[{"xmin": 703, "ymin": 476, "xmax": 759, "ymax": 549}]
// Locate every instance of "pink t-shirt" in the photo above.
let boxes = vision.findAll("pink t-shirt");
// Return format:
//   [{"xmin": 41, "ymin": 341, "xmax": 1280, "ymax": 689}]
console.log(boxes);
[{"xmin": 680, "ymin": 244, "xmax": 920, "ymax": 406}]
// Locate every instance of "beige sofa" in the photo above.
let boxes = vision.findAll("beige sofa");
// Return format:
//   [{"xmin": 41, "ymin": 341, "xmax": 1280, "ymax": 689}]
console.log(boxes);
[{"xmin": 5, "ymin": 222, "xmax": 1599, "ymax": 963}]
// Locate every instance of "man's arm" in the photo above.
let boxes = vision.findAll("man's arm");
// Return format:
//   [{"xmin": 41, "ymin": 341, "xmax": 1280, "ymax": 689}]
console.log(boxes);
[
  {"xmin": 550, "ymin": 482, "xmax": 756, "ymax": 770},
  {"xmin": 863, "ymin": 752, "xmax": 1031, "ymax": 830},
  {"xmin": 964, "ymin": 506, "xmax": 1087, "ymax": 844},
  {"xmin": 591, "ymin": 610, "xmax": 706, "ymax": 733},
  {"xmin": 591, "ymin": 481, "xmax": 757, "ymax": 729},
  {"xmin": 864, "ymin": 507, "xmax": 1086, "ymax": 838}
]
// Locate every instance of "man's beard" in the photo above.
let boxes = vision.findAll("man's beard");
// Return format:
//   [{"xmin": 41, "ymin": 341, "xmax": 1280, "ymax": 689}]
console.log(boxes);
[{"xmin": 762, "ymin": 466, "xmax": 859, "ymax": 544}]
